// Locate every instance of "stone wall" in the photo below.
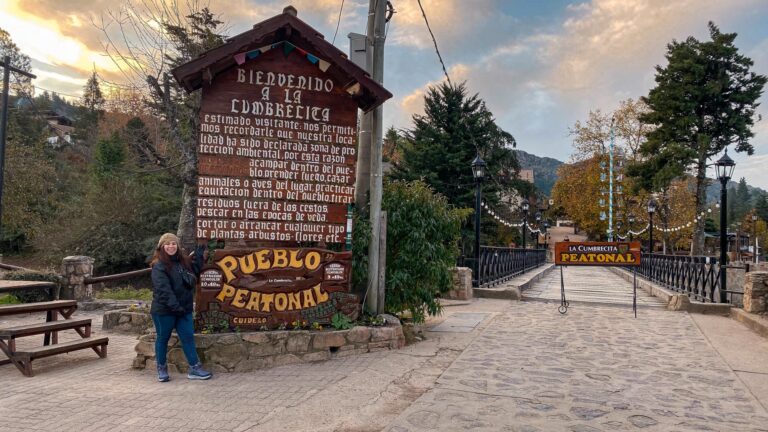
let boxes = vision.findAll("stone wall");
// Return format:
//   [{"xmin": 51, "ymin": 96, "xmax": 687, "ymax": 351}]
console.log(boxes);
[
  {"xmin": 60, "ymin": 256, "xmax": 94, "ymax": 300},
  {"xmin": 103, "ymin": 310, "xmax": 153, "ymax": 334},
  {"xmin": 133, "ymin": 323, "xmax": 406, "ymax": 373},
  {"xmin": 743, "ymin": 271, "xmax": 768, "ymax": 314},
  {"xmin": 446, "ymin": 267, "xmax": 472, "ymax": 300}
]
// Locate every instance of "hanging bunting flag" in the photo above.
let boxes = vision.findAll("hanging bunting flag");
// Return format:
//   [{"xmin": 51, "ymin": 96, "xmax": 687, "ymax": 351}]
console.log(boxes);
[
  {"xmin": 283, "ymin": 41, "xmax": 296, "ymax": 57},
  {"xmin": 233, "ymin": 40, "xmax": 331, "ymax": 75}
]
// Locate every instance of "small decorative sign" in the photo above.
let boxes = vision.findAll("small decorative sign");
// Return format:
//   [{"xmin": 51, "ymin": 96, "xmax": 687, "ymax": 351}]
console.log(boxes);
[{"xmin": 554, "ymin": 241, "xmax": 641, "ymax": 266}]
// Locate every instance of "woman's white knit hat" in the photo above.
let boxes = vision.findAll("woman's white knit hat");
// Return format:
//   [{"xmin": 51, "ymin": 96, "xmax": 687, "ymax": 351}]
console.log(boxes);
[{"xmin": 157, "ymin": 233, "xmax": 180, "ymax": 249}]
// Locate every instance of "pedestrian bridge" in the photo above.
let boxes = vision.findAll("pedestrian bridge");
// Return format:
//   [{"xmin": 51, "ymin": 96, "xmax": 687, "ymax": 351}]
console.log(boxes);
[{"xmin": 524, "ymin": 265, "xmax": 666, "ymax": 309}]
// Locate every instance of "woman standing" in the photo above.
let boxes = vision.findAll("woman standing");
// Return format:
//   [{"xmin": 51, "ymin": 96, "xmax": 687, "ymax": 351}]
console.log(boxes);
[{"xmin": 150, "ymin": 233, "xmax": 212, "ymax": 382}]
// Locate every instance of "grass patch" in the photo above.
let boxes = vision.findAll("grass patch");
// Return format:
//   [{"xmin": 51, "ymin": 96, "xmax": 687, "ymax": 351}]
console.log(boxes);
[
  {"xmin": 96, "ymin": 287, "xmax": 153, "ymax": 301},
  {"xmin": 0, "ymin": 294, "xmax": 22, "ymax": 305}
]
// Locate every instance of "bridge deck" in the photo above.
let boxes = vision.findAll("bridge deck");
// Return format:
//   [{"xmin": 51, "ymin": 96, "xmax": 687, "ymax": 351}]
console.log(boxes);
[{"xmin": 523, "ymin": 265, "xmax": 667, "ymax": 308}]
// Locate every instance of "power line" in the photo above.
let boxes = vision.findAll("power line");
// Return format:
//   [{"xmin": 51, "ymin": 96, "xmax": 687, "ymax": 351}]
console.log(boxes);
[
  {"xmin": 331, "ymin": 0, "xmax": 345, "ymax": 45},
  {"xmin": 416, "ymin": 0, "xmax": 451, "ymax": 86}
]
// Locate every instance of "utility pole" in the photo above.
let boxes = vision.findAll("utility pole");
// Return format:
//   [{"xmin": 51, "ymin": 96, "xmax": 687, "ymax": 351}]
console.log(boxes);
[
  {"xmin": 352, "ymin": 3, "xmax": 376, "ymax": 206},
  {"xmin": 0, "ymin": 56, "xmax": 36, "ymax": 238},
  {"xmin": 608, "ymin": 117, "xmax": 614, "ymax": 241},
  {"xmin": 366, "ymin": 0, "xmax": 387, "ymax": 315}
]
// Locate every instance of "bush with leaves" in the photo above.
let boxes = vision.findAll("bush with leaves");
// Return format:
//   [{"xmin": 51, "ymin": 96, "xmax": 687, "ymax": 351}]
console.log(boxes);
[{"xmin": 354, "ymin": 180, "xmax": 470, "ymax": 323}]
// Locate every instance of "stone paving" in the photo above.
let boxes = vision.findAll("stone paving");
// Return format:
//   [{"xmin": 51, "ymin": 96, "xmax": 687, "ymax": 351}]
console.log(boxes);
[
  {"xmin": 3, "ymin": 267, "xmax": 768, "ymax": 431},
  {"xmin": 385, "ymin": 302, "xmax": 768, "ymax": 432}
]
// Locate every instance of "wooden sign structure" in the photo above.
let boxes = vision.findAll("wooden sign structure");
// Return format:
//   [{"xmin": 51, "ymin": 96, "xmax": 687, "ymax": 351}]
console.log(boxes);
[
  {"xmin": 554, "ymin": 241, "xmax": 641, "ymax": 266},
  {"xmin": 172, "ymin": 7, "xmax": 391, "ymax": 331},
  {"xmin": 554, "ymin": 241, "xmax": 642, "ymax": 316}
]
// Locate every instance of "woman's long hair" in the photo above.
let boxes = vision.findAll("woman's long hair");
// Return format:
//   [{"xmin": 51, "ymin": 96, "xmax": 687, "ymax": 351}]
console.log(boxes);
[{"xmin": 150, "ymin": 244, "xmax": 193, "ymax": 272}]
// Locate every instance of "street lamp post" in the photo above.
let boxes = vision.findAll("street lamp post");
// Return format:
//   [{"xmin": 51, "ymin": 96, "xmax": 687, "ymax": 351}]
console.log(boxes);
[
  {"xmin": 521, "ymin": 199, "xmax": 529, "ymax": 249},
  {"xmin": 471, "ymin": 154, "xmax": 486, "ymax": 287},
  {"xmin": 647, "ymin": 198, "xmax": 657, "ymax": 254},
  {"xmin": 628, "ymin": 213, "xmax": 636, "ymax": 242},
  {"xmin": 715, "ymin": 150, "xmax": 736, "ymax": 303},
  {"xmin": 753, "ymin": 213, "xmax": 758, "ymax": 264},
  {"xmin": 535, "ymin": 211, "xmax": 542, "ymax": 248}
]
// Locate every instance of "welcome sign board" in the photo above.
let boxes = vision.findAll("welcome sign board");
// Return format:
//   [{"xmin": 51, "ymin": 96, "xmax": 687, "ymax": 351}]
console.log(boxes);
[{"xmin": 554, "ymin": 242, "xmax": 642, "ymax": 266}]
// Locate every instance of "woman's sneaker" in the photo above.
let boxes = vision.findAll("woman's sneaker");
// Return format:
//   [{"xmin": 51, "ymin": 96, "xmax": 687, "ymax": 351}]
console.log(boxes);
[
  {"xmin": 187, "ymin": 363, "xmax": 212, "ymax": 380},
  {"xmin": 157, "ymin": 364, "xmax": 170, "ymax": 382}
]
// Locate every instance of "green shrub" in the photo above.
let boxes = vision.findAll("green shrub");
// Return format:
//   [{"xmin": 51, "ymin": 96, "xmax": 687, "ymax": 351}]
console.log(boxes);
[
  {"xmin": 96, "ymin": 287, "xmax": 153, "ymax": 301},
  {"xmin": 1, "ymin": 270, "xmax": 62, "ymax": 303},
  {"xmin": 354, "ymin": 180, "xmax": 470, "ymax": 323},
  {"xmin": 0, "ymin": 295, "xmax": 22, "ymax": 305}
]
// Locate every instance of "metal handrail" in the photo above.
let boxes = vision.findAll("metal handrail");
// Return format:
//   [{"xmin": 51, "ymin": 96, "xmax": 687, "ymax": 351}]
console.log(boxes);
[
  {"xmin": 463, "ymin": 247, "xmax": 547, "ymax": 288},
  {"xmin": 637, "ymin": 253, "xmax": 726, "ymax": 303}
]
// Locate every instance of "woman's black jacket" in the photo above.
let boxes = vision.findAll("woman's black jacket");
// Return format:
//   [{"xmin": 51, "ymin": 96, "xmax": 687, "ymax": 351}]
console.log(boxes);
[{"xmin": 150, "ymin": 245, "xmax": 205, "ymax": 315}]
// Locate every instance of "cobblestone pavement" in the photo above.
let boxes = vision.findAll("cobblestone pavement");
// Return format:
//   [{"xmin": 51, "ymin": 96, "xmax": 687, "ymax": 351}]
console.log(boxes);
[
  {"xmin": 384, "ymin": 301, "xmax": 768, "ymax": 432},
  {"xmin": 0, "ymin": 300, "xmax": 508, "ymax": 432},
  {"xmin": 3, "ymin": 273, "xmax": 768, "ymax": 431}
]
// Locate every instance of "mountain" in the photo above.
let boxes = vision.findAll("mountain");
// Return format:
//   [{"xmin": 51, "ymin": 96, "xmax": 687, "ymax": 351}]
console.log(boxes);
[
  {"xmin": 515, "ymin": 150, "xmax": 564, "ymax": 196},
  {"xmin": 705, "ymin": 179, "xmax": 766, "ymax": 204}
]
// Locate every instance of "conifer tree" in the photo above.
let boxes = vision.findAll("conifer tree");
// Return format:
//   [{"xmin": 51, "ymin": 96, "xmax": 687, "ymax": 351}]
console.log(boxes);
[
  {"xmin": 392, "ymin": 82, "xmax": 519, "ymax": 211},
  {"xmin": 630, "ymin": 22, "xmax": 767, "ymax": 254}
]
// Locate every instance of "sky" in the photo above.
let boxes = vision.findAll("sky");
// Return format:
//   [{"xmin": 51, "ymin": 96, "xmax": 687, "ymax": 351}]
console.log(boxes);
[{"xmin": 2, "ymin": 0, "xmax": 768, "ymax": 189}]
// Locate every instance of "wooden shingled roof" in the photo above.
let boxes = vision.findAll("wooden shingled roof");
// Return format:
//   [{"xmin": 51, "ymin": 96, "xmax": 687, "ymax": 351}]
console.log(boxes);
[{"xmin": 171, "ymin": 5, "xmax": 391, "ymax": 112}]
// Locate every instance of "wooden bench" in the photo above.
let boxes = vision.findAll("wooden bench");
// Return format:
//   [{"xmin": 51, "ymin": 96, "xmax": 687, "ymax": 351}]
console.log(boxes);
[
  {"xmin": 0, "ymin": 300, "xmax": 78, "ymax": 318},
  {"xmin": 0, "ymin": 293, "xmax": 108, "ymax": 377},
  {"xmin": 8, "ymin": 337, "xmax": 109, "ymax": 377}
]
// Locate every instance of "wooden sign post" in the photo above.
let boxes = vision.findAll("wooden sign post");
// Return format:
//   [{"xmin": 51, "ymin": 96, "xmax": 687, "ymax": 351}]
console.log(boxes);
[{"xmin": 172, "ymin": 8, "xmax": 391, "ymax": 331}]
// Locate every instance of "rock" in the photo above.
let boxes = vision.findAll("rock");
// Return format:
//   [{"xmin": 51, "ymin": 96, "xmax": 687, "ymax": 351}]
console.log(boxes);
[
  {"xmin": 241, "ymin": 333, "xmax": 270, "ymax": 344},
  {"xmin": 628, "ymin": 415, "xmax": 658, "ymax": 428},
  {"xmin": 570, "ymin": 406, "xmax": 609, "ymax": 420},
  {"xmin": 312, "ymin": 331, "xmax": 346, "ymax": 349},
  {"xmin": 285, "ymin": 332, "xmax": 311, "ymax": 353},
  {"xmin": 346, "ymin": 326, "xmax": 371, "ymax": 343},
  {"xmin": 371, "ymin": 326, "xmax": 395, "ymax": 342},
  {"xmin": 207, "ymin": 343, "xmax": 246, "ymax": 370}
]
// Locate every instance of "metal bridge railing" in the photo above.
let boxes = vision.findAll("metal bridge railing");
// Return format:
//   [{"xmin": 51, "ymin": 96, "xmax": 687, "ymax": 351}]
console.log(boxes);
[
  {"xmin": 461, "ymin": 248, "xmax": 547, "ymax": 288},
  {"xmin": 637, "ymin": 253, "xmax": 730, "ymax": 303}
]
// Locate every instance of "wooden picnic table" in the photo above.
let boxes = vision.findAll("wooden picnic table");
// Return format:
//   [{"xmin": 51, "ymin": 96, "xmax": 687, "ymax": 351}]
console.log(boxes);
[
  {"xmin": 0, "ymin": 280, "xmax": 57, "ymax": 299},
  {"xmin": 0, "ymin": 281, "xmax": 108, "ymax": 376}
]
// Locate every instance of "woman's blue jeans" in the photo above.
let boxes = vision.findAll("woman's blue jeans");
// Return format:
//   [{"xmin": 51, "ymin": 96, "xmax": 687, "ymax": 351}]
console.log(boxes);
[{"xmin": 151, "ymin": 313, "xmax": 199, "ymax": 366}]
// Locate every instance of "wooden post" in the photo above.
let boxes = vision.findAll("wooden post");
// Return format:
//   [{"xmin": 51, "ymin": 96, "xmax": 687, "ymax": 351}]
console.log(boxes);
[
  {"xmin": 0, "ymin": 56, "xmax": 35, "ymax": 239},
  {"xmin": 377, "ymin": 211, "xmax": 387, "ymax": 314}
]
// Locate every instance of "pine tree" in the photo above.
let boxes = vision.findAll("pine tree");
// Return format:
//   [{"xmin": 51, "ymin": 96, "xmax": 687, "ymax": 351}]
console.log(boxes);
[
  {"xmin": 629, "ymin": 22, "xmax": 767, "ymax": 255},
  {"xmin": 83, "ymin": 70, "xmax": 105, "ymax": 113},
  {"xmin": 733, "ymin": 178, "xmax": 751, "ymax": 221},
  {"xmin": 392, "ymin": 82, "xmax": 518, "ymax": 210},
  {"xmin": 390, "ymin": 82, "xmax": 520, "ymax": 252},
  {"xmin": 755, "ymin": 191, "xmax": 768, "ymax": 221},
  {"xmin": 0, "ymin": 27, "xmax": 33, "ymax": 95}
]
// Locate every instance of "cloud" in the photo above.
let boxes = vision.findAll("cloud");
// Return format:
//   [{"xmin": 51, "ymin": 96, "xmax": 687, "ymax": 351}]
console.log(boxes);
[{"xmin": 387, "ymin": 0, "xmax": 496, "ymax": 49}]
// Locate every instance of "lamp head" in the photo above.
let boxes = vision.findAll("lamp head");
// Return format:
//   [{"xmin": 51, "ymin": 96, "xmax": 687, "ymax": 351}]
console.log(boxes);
[
  {"xmin": 715, "ymin": 149, "xmax": 736, "ymax": 182},
  {"xmin": 647, "ymin": 198, "xmax": 658, "ymax": 215},
  {"xmin": 471, "ymin": 154, "xmax": 487, "ymax": 181}
]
